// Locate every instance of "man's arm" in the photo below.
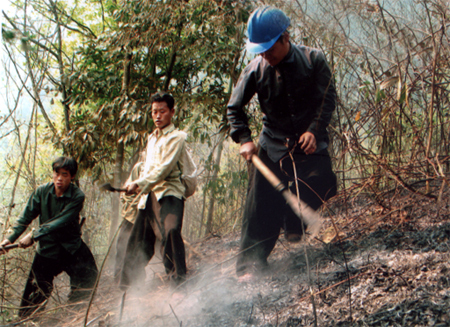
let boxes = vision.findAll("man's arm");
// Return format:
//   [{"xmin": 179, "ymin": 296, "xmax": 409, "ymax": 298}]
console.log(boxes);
[
  {"xmin": 1, "ymin": 188, "xmax": 43, "ymax": 254},
  {"xmin": 306, "ymin": 49, "xmax": 336, "ymax": 140},
  {"xmin": 124, "ymin": 162, "xmax": 143, "ymax": 195},
  {"xmin": 132, "ymin": 132, "xmax": 186, "ymax": 194},
  {"xmin": 227, "ymin": 63, "xmax": 258, "ymax": 160},
  {"xmin": 5, "ymin": 188, "xmax": 42, "ymax": 244}
]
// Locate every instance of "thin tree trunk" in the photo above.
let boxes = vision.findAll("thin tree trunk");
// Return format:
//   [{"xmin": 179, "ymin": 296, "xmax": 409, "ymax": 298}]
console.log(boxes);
[
  {"xmin": 23, "ymin": 41, "xmax": 56, "ymax": 134},
  {"xmin": 108, "ymin": 142, "xmax": 125, "ymax": 243},
  {"xmin": 205, "ymin": 134, "xmax": 225, "ymax": 235},
  {"xmin": 108, "ymin": 52, "xmax": 132, "ymax": 246},
  {"xmin": 2, "ymin": 9, "xmax": 56, "ymax": 135},
  {"xmin": 4, "ymin": 106, "xmax": 36, "ymax": 233},
  {"xmin": 49, "ymin": 0, "xmax": 71, "ymax": 132},
  {"xmin": 424, "ymin": 1, "xmax": 438, "ymax": 195},
  {"xmin": 198, "ymin": 170, "xmax": 210, "ymax": 238}
]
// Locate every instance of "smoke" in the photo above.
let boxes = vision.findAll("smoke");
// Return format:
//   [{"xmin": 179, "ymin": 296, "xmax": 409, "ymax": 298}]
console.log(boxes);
[{"xmin": 119, "ymin": 249, "xmax": 250, "ymax": 327}]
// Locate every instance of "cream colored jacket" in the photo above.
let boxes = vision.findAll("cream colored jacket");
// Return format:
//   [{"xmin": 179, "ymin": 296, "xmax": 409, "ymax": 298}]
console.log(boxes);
[{"xmin": 133, "ymin": 123, "xmax": 186, "ymax": 209}]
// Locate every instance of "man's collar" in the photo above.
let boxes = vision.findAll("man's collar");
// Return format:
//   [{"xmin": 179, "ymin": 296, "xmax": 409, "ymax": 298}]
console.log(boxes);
[
  {"xmin": 152, "ymin": 123, "xmax": 175, "ymax": 137},
  {"xmin": 279, "ymin": 41, "xmax": 294, "ymax": 65},
  {"xmin": 51, "ymin": 182, "xmax": 73, "ymax": 198}
]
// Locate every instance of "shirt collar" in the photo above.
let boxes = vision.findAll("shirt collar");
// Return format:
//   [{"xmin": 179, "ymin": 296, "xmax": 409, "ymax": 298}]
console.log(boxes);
[
  {"xmin": 152, "ymin": 123, "xmax": 175, "ymax": 138},
  {"xmin": 278, "ymin": 41, "xmax": 295, "ymax": 65},
  {"xmin": 51, "ymin": 182, "xmax": 74, "ymax": 198}
]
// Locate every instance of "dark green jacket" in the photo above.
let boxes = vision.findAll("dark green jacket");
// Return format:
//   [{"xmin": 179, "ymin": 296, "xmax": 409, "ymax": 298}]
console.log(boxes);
[{"xmin": 8, "ymin": 182, "xmax": 84, "ymax": 259}]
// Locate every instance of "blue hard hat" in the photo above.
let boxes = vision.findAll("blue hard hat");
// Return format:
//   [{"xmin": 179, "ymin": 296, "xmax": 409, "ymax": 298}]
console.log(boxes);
[{"xmin": 246, "ymin": 6, "xmax": 291, "ymax": 54}]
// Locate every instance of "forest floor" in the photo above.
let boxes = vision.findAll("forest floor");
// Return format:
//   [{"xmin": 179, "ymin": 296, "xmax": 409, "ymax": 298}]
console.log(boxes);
[{"xmin": 4, "ymin": 185, "xmax": 450, "ymax": 327}]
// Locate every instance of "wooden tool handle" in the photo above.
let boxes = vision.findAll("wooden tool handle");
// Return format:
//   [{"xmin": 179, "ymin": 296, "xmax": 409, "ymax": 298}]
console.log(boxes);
[
  {"xmin": 2, "ymin": 244, "xmax": 19, "ymax": 250},
  {"xmin": 251, "ymin": 154, "xmax": 323, "ymax": 237},
  {"xmin": 251, "ymin": 155, "xmax": 284, "ymax": 190}
]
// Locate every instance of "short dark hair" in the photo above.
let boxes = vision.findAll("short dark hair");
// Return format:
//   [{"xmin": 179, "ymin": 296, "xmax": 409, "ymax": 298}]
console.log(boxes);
[
  {"xmin": 276, "ymin": 30, "xmax": 289, "ymax": 43},
  {"xmin": 150, "ymin": 92, "xmax": 175, "ymax": 110},
  {"xmin": 52, "ymin": 157, "xmax": 78, "ymax": 177}
]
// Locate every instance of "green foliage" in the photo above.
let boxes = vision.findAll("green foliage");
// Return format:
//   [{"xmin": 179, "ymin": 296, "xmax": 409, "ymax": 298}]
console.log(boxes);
[
  {"xmin": 62, "ymin": 0, "xmax": 249, "ymax": 178},
  {"xmin": 1, "ymin": 27, "xmax": 16, "ymax": 42}
]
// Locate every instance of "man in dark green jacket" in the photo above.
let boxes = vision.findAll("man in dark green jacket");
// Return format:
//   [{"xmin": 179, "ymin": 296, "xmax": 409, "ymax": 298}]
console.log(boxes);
[{"xmin": 0, "ymin": 157, "xmax": 98, "ymax": 318}]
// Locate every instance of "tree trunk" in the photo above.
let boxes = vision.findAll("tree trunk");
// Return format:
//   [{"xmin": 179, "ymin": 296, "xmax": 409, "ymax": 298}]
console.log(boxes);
[
  {"xmin": 205, "ymin": 134, "xmax": 225, "ymax": 235},
  {"xmin": 3, "ymin": 106, "xmax": 36, "ymax": 236},
  {"xmin": 107, "ymin": 52, "xmax": 132, "ymax": 250},
  {"xmin": 49, "ymin": 0, "xmax": 71, "ymax": 132},
  {"xmin": 108, "ymin": 142, "xmax": 124, "ymax": 244}
]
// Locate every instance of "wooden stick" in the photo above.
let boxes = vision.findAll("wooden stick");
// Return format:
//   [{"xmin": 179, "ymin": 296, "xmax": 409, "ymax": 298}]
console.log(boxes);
[
  {"xmin": 2, "ymin": 244, "xmax": 19, "ymax": 250},
  {"xmin": 251, "ymin": 154, "xmax": 323, "ymax": 237},
  {"xmin": 119, "ymin": 291, "xmax": 126, "ymax": 324}
]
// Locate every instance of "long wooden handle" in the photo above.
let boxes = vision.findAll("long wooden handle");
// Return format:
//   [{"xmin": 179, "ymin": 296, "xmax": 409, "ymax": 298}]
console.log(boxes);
[
  {"xmin": 2, "ymin": 244, "xmax": 19, "ymax": 250},
  {"xmin": 251, "ymin": 155, "xmax": 285, "ymax": 191},
  {"xmin": 251, "ymin": 154, "xmax": 323, "ymax": 237}
]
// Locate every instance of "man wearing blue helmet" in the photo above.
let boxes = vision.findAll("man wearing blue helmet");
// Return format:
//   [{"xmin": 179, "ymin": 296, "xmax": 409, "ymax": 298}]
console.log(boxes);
[{"xmin": 227, "ymin": 6, "xmax": 337, "ymax": 278}]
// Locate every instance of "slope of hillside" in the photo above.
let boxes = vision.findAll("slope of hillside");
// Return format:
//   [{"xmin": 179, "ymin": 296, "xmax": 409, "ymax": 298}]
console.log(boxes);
[{"xmin": 4, "ymin": 188, "xmax": 450, "ymax": 327}]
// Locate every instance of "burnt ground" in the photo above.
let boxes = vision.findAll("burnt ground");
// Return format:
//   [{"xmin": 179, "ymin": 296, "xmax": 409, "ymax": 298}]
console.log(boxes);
[{"xmin": 4, "ymin": 187, "xmax": 450, "ymax": 327}]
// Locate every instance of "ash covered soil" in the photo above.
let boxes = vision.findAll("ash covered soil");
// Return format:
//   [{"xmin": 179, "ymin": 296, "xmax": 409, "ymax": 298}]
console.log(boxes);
[{"xmin": 15, "ymin": 190, "xmax": 450, "ymax": 327}]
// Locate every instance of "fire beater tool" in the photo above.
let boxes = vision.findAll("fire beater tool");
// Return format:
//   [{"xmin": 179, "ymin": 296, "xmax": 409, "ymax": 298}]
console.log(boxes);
[
  {"xmin": 251, "ymin": 154, "xmax": 323, "ymax": 237},
  {"xmin": 99, "ymin": 183, "xmax": 127, "ymax": 193}
]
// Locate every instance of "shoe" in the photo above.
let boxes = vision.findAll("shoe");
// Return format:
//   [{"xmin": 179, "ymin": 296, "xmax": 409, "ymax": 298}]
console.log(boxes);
[
  {"xmin": 286, "ymin": 232, "xmax": 302, "ymax": 243},
  {"xmin": 236, "ymin": 260, "xmax": 268, "ymax": 281},
  {"xmin": 238, "ymin": 272, "xmax": 256, "ymax": 283}
]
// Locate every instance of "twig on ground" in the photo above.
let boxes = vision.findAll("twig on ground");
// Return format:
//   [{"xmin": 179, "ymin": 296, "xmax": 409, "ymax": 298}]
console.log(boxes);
[
  {"xmin": 119, "ymin": 291, "xmax": 127, "ymax": 324},
  {"xmin": 83, "ymin": 219, "xmax": 126, "ymax": 326},
  {"xmin": 169, "ymin": 304, "xmax": 182, "ymax": 326}
]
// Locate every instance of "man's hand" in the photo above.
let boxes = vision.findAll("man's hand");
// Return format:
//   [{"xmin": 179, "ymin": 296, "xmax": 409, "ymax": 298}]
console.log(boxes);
[
  {"xmin": 0, "ymin": 239, "xmax": 11, "ymax": 255},
  {"xmin": 18, "ymin": 231, "xmax": 34, "ymax": 249},
  {"xmin": 299, "ymin": 132, "xmax": 317, "ymax": 155},
  {"xmin": 239, "ymin": 141, "xmax": 257, "ymax": 162},
  {"xmin": 125, "ymin": 183, "xmax": 141, "ymax": 195}
]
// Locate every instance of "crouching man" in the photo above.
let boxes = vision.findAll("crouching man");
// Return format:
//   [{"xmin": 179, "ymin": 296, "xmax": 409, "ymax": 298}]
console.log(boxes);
[{"xmin": 0, "ymin": 157, "xmax": 98, "ymax": 318}]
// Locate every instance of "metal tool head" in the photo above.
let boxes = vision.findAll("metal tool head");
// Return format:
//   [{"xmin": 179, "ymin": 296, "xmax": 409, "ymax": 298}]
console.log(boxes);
[
  {"xmin": 99, "ymin": 183, "xmax": 116, "ymax": 192},
  {"xmin": 99, "ymin": 183, "xmax": 127, "ymax": 193}
]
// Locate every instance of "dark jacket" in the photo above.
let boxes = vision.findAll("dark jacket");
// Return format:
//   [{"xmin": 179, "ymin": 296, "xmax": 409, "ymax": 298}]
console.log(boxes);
[
  {"xmin": 8, "ymin": 182, "xmax": 84, "ymax": 259},
  {"xmin": 227, "ymin": 42, "xmax": 336, "ymax": 162}
]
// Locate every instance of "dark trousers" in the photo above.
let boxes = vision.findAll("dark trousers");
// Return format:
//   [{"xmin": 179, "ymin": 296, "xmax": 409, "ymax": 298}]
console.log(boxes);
[
  {"xmin": 236, "ymin": 147, "xmax": 337, "ymax": 275},
  {"xmin": 120, "ymin": 195, "xmax": 186, "ymax": 289},
  {"xmin": 19, "ymin": 241, "xmax": 98, "ymax": 318},
  {"xmin": 114, "ymin": 219, "xmax": 134, "ymax": 282}
]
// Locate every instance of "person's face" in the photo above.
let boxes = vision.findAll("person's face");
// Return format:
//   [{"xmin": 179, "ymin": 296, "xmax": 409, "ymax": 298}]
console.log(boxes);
[
  {"xmin": 53, "ymin": 168, "xmax": 74, "ymax": 195},
  {"xmin": 260, "ymin": 35, "xmax": 290, "ymax": 66},
  {"xmin": 152, "ymin": 101, "xmax": 174, "ymax": 130}
]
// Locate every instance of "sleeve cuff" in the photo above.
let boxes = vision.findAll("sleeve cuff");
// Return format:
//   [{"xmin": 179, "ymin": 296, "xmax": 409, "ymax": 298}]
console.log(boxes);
[
  {"xmin": 307, "ymin": 123, "xmax": 320, "ymax": 139},
  {"xmin": 238, "ymin": 131, "xmax": 253, "ymax": 145},
  {"xmin": 33, "ymin": 227, "xmax": 44, "ymax": 240},
  {"xmin": 7, "ymin": 235, "xmax": 17, "ymax": 243}
]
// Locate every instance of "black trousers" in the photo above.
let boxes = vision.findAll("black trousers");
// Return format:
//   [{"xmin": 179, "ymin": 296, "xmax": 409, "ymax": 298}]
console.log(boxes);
[
  {"xmin": 236, "ymin": 147, "xmax": 337, "ymax": 275},
  {"xmin": 114, "ymin": 219, "xmax": 134, "ymax": 281},
  {"xmin": 120, "ymin": 195, "xmax": 186, "ymax": 289},
  {"xmin": 19, "ymin": 241, "xmax": 98, "ymax": 318}
]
